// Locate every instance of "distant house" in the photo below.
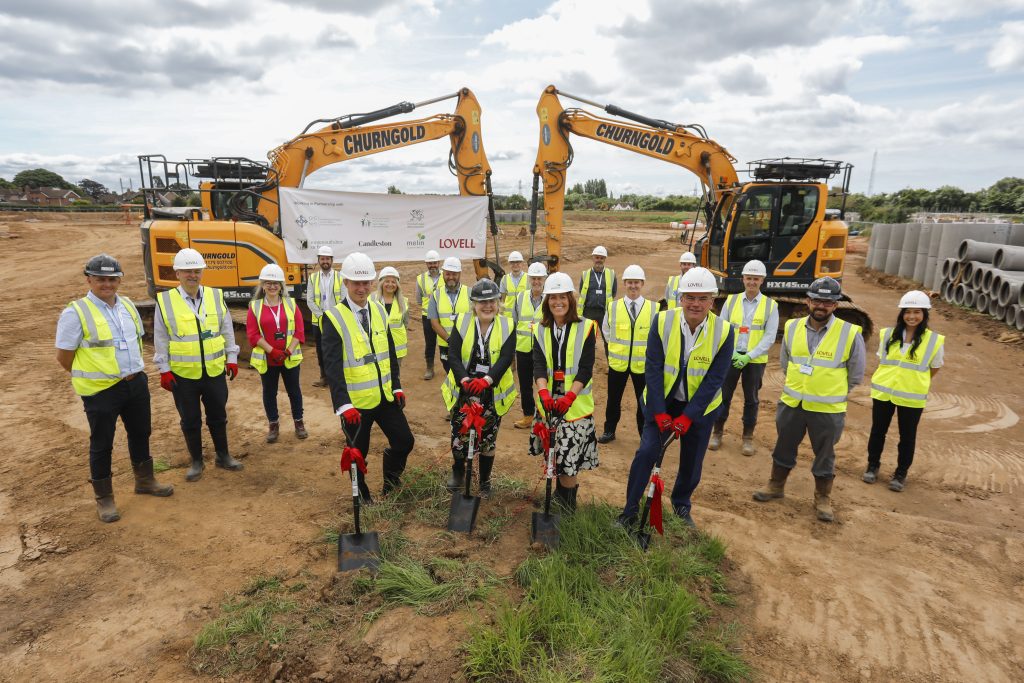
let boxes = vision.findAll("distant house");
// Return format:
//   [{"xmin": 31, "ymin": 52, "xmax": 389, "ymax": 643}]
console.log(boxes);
[
  {"xmin": 611, "ymin": 203, "xmax": 634, "ymax": 211},
  {"xmin": 0, "ymin": 188, "xmax": 32, "ymax": 205},
  {"xmin": 26, "ymin": 187, "xmax": 83, "ymax": 207}
]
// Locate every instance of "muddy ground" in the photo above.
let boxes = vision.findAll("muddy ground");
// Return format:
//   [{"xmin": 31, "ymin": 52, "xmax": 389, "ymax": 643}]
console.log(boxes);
[{"xmin": 1, "ymin": 212, "xmax": 1022, "ymax": 682}]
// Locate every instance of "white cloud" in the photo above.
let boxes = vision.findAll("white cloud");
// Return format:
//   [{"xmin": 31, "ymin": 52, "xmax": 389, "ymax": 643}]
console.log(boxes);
[
  {"xmin": 901, "ymin": 0, "xmax": 1024, "ymax": 22},
  {"xmin": 988, "ymin": 21, "xmax": 1024, "ymax": 70}
]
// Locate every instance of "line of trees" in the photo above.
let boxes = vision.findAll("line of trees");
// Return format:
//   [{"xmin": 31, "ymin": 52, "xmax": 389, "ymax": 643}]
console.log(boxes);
[{"xmin": 832, "ymin": 177, "xmax": 1024, "ymax": 223}]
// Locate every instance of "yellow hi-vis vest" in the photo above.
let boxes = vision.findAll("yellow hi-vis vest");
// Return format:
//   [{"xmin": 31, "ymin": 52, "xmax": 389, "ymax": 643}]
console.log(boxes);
[
  {"xmin": 534, "ymin": 319, "xmax": 597, "ymax": 422},
  {"xmin": 644, "ymin": 310, "xmax": 730, "ymax": 416},
  {"xmin": 371, "ymin": 293, "xmax": 408, "ymax": 359},
  {"xmin": 578, "ymin": 268, "xmax": 615, "ymax": 315},
  {"xmin": 722, "ymin": 293, "xmax": 777, "ymax": 364},
  {"xmin": 433, "ymin": 284, "xmax": 471, "ymax": 348},
  {"xmin": 665, "ymin": 274, "xmax": 682, "ymax": 309},
  {"xmin": 416, "ymin": 271, "xmax": 440, "ymax": 317},
  {"xmin": 158, "ymin": 287, "xmax": 228, "ymax": 379},
  {"xmin": 780, "ymin": 317, "xmax": 861, "ymax": 414},
  {"xmin": 870, "ymin": 327, "xmax": 943, "ymax": 408},
  {"xmin": 606, "ymin": 298, "xmax": 657, "ymax": 374},
  {"xmin": 68, "ymin": 296, "xmax": 144, "ymax": 396},
  {"xmin": 309, "ymin": 269, "xmax": 343, "ymax": 325},
  {"xmin": 249, "ymin": 298, "xmax": 303, "ymax": 374},
  {"xmin": 440, "ymin": 314, "xmax": 518, "ymax": 416},
  {"xmin": 322, "ymin": 300, "xmax": 394, "ymax": 410},
  {"xmin": 501, "ymin": 271, "xmax": 529, "ymax": 311},
  {"xmin": 513, "ymin": 291, "xmax": 543, "ymax": 353}
]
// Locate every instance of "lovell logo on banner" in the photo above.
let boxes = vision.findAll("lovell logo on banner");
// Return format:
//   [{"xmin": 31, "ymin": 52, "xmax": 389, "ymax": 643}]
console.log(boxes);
[{"xmin": 280, "ymin": 188, "xmax": 488, "ymax": 264}]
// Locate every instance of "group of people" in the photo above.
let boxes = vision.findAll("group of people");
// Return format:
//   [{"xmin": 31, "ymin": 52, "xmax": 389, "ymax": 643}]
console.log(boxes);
[{"xmin": 57, "ymin": 244, "xmax": 944, "ymax": 530}]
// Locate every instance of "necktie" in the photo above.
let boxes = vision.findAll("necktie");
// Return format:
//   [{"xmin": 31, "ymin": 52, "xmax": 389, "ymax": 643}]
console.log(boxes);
[
  {"xmin": 630, "ymin": 301, "xmax": 638, "ymax": 321},
  {"xmin": 359, "ymin": 308, "xmax": 369, "ymax": 334}
]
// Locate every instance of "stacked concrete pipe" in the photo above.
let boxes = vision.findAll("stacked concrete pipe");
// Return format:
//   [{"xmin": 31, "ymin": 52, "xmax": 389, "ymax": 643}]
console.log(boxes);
[{"xmin": 935, "ymin": 228, "xmax": 1024, "ymax": 330}]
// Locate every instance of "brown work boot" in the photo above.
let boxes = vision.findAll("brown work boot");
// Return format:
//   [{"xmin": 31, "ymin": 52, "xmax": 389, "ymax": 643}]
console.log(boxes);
[
  {"xmin": 90, "ymin": 477, "xmax": 120, "ymax": 523},
  {"xmin": 514, "ymin": 415, "xmax": 533, "ymax": 429},
  {"xmin": 132, "ymin": 458, "xmax": 174, "ymax": 497},
  {"xmin": 422, "ymin": 363, "xmax": 435, "ymax": 381},
  {"xmin": 708, "ymin": 423, "xmax": 724, "ymax": 451},
  {"xmin": 752, "ymin": 464, "xmax": 790, "ymax": 501},
  {"xmin": 312, "ymin": 376, "xmax": 328, "ymax": 388},
  {"xmin": 266, "ymin": 421, "xmax": 280, "ymax": 444},
  {"xmin": 814, "ymin": 476, "xmax": 834, "ymax": 522},
  {"xmin": 741, "ymin": 425, "xmax": 756, "ymax": 457},
  {"xmin": 294, "ymin": 419, "xmax": 308, "ymax": 439}
]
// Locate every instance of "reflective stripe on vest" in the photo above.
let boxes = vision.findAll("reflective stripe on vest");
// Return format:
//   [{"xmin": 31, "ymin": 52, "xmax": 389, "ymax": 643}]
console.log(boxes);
[
  {"xmin": 870, "ymin": 327, "xmax": 943, "ymax": 408},
  {"xmin": 645, "ymin": 310, "xmax": 729, "ymax": 416},
  {"xmin": 666, "ymin": 274, "xmax": 682, "ymax": 309},
  {"xmin": 417, "ymin": 271, "xmax": 440, "ymax": 317},
  {"xmin": 69, "ymin": 296, "xmax": 143, "ymax": 396},
  {"xmin": 440, "ymin": 314, "xmax": 518, "ymax": 416},
  {"xmin": 249, "ymin": 298, "xmax": 304, "ymax": 374},
  {"xmin": 322, "ymin": 300, "xmax": 394, "ymax": 409},
  {"xmin": 434, "ymin": 285, "xmax": 471, "ymax": 347},
  {"xmin": 723, "ymin": 293, "xmax": 776, "ymax": 364},
  {"xmin": 158, "ymin": 287, "xmax": 227, "ymax": 379},
  {"xmin": 577, "ymin": 268, "xmax": 614, "ymax": 314},
  {"xmin": 780, "ymin": 317, "xmax": 860, "ymax": 413},
  {"xmin": 501, "ymin": 272, "xmax": 529, "ymax": 311},
  {"xmin": 310, "ymin": 270, "xmax": 342, "ymax": 324},
  {"xmin": 371, "ymin": 293, "xmax": 408, "ymax": 359},
  {"xmin": 513, "ymin": 291, "xmax": 543, "ymax": 353},
  {"xmin": 606, "ymin": 298, "xmax": 656, "ymax": 374},
  {"xmin": 534, "ymin": 319, "xmax": 597, "ymax": 421}
]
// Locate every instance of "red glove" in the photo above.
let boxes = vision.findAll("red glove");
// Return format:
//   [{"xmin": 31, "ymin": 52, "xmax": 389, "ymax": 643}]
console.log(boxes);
[
  {"xmin": 654, "ymin": 413, "xmax": 673, "ymax": 432},
  {"xmin": 532, "ymin": 421, "xmax": 551, "ymax": 451},
  {"xmin": 538, "ymin": 388, "xmax": 555, "ymax": 412},
  {"xmin": 460, "ymin": 377, "xmax": 472, "ymax": 391},
  {"xmin": 340, "ymin": 446, "xmax": 367, "ymax": 475},
  {"xmin": 393, "ymin": 389, "xmax": 405, "ymax": 409},
  {"xmin": 226, "ymin": 363, "xmax": 238, "ymax": 380},
  {"xmin": 269, "ymin": 348, "xmax": 287, "ymax": 364},
  {"xmin": 671, "ymin": 413, "xmax": 692, "ymax": 436},
  {"xmin": 160, "ymin": 371, "xmax": 177, "ymax": 392},
  {"xmin": 467, "ymin": 378, "xmax": 490, "ymax": 395},
  {"xmin": 341, "ymin": 407, "xmax": 361, "ymax": 425},
  {"xmin": 554, "ymin": 391, "xmax": 577, "ymax": 416}
]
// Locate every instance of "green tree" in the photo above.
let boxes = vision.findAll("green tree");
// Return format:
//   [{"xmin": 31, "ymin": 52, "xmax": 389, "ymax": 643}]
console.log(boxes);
[
  {"xmin": 77, "ymin": 178, "xmax": 110, "ymax": 201},
  {"xmin": 13, "ymin": 168, "xmax": 75, "ymax": 190},
  {"xmin": 504, "ymin": 193, "xmax": 529, "ymax": 210},
  {"xmin": 0, "ymin": 177, "xmax": 12, "ymax": 189},
  {"xmin": 387, "ymin": 184, "xmax": 402, "ymax": 194}
]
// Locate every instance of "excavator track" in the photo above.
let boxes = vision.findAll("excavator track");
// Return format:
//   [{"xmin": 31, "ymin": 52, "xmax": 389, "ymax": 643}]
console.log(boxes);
[{"xmin": 764, "ymin": 294, "xmax": 874, "ymax": 340}]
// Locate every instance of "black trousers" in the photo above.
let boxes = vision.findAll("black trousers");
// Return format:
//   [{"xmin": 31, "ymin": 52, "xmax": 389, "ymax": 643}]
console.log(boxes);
[
  {"xmin": 81, "ymin": 373, "xmax": 151, "ymax": 480},
  {"xmin": 867, "ymin": 398, "xmax": 923, "ymax": 478},
  {"xmin": 421, "ymin": 316, "xmax": 437, "ymax": 364},
  {"xmin": 516, "ymin": 350, "xmax": 536, "ymax": 417},
  {"xmin": 716, "ymin": 362, "xmax": 766, "ymax": 428},
  {"xmin": 171, "ymin": 371, "xmax": 229, "ymax": 452},
  {"xmin": 604, "ymin": 369, "xmax": 645, "ymax": 436},
  {"xmin": 347, "ymin": 398, "xmax": 416, "ymax": 492},
  {"xmin": 313, "ymin": 323, "xmax": 326, "ymax": 379},
  {"xmin": 260, "ymin": 363, "xmax": 303, "ymax": 422}
]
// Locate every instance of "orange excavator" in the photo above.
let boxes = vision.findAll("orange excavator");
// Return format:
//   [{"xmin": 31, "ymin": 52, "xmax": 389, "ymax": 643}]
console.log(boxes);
[{"xmin": 530, "ymin": 84, "xmax": 870, "ymax": 335}]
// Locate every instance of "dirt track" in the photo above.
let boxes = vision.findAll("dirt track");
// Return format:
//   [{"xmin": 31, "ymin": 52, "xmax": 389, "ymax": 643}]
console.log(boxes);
[{"xmin": 1, "ymin": 213, "xmax": 1023, "ymax": 682}]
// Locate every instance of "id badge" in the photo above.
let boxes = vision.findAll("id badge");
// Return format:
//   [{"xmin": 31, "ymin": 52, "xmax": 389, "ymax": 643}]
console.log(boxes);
[
  {"xmin": 553, "ymin": 371, "xmax": 565, "ymax": 381},
  {"xmin": 200, "ymin": 329, "xmax": 215, "ymax": 340},
  {"xmin": 449, "ymin": 314, "xmax": 458, "ymax": 321},
  {"xmin": 595, "ymin": 289, "xmax": 604, "ymax": 296},
  {"xmin": 475, "ymin": 364, "xmax": 490, "ymax": 375},
  {"xmin": 799, "ymin": 364, "xmax": 814, "ymax": 376},
  {"xmin": 116, "ymin": 340, "xmax": 129, "ymax": 350},
  {"xmin": 274, "ymin": 332, "xmax": 286, "ymax": 340},
  {"xmin": 739, "ymin": 326, "xmax": 749, "ymax": 334}
]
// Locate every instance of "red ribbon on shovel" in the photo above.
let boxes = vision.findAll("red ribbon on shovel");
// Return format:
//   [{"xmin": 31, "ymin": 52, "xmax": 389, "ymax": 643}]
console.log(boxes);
[
  {"xmin": 340, "ymin": 446, "xmax": 367, "ymax": 475},
  {"xmin": 649, "ymin": 474, "xmax": 666, "ymax": 535},
  {"xmin": 459, "ymin": 401, "xmax": 485, "ymax": 437}
]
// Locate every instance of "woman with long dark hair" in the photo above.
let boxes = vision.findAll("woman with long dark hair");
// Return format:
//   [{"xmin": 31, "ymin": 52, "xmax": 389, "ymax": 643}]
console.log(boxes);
[{"xmin": 864, "ymin": 290, "xmax": 944, "ymax": 491}]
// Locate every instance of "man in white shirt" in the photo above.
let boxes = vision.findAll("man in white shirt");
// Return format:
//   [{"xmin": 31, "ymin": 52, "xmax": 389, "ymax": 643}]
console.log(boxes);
[{"xmin": 305, "ymin": 245, "xmax": 342, "ymax": 387}]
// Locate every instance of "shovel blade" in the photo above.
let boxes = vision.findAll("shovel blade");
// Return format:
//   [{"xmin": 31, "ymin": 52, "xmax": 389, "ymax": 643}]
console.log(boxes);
[
  {"xmin": 530, "ymin": 511, "xmax": 561, "ymax": 548},
  {"xmin": 634, "ymin": 529, "xmax": 652, "ymax": 551},
  {"xmin": 338, "ymin": 532, "xmax": 381, "ymax": 573},
  {"xmin": 447, "ymin": 493, "xmax": 481, "ymax": 533}
]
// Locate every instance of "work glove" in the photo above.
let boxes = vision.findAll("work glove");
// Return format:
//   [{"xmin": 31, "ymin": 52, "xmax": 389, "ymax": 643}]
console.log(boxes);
[
  {"xmin": 460, "ymin": 377, "xmax": 472, "ymax": 392},
  {"xmin": 340, "ymin": 446, "xmax": 367, "ymax": 475},
  {"xmin": 159, "ymin": 371, "xmax": 177, "ymax": 392},
  {"xmin": 671, "ymin": 413, "xmax": 692, "ymax": 437},
  {"xmin": 466, "ymin": 378, "xmax": 490, "ymax": 395},
  {"xmin": 654, "ymin": 412, "xmax": 673, "ymax": 432},
  {"xmin": 341, "ymin": 407, "xmax": 361, "ymax": 426},
  {"xmin": 226, "ymin": 363, "xmax": 238, "ymax": 380},
  {"xmin": 393, "ymin": 389, "xmax": 405, "ymax": 409},
  {"xmin": 538, "ymin": 388, "xmax": 555, "ymax": 412},
  {"xmin": 269, "ymin": 348, "xmax": 287, "ymax": 364},
  {"xmin": 732, "ymin": 353, "xmax": 751, "ymax": 369},
  {"xmin": 554, "ymin": 391, "xmax": 577, "ymax": 416},
  {"xmin": 532, "ymin": 421, "xmax": 551, "ymax": 451}
]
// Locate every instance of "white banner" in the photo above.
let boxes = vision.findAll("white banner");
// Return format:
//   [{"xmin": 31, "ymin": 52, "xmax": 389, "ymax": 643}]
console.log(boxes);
[{"xmin": 280, "ymin": 187, "xmax": 489, "ymax": 264}]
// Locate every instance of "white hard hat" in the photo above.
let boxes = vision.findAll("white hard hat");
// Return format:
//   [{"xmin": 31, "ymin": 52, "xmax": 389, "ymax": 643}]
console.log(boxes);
[
  {"xmin": 173, "ymin": 248, "xmax": 206, "ymax": 270},
  {"xmin": 542, "ymin": 272, "xmax": 575, "ymax": 295},
  {"xmin": 340, "ymin": 252, "xmax": 377, "ymax": 281},
  {"xmin": 527, "ymin": 262, "xmax": 548, "ymax": 277},
  {"xmin": 424, "ymin": 250, "xmax": 441, "ymax": 262},
  {"xmin": 378, "ymin": 266, "xmax": 400, "ymax": 281},
  {"xmin": 622, "ymin": 264, "xmax": 646, "ymax": 281},
  {"xmin": 592, "ymin": 246, "xmax": 608, "ymax": 257},
  {"xmin": 898, "ymin": 290, "xmax": 932, "ymax": 309},
  {"xmin": 677, "ymin": 267, "xmax": 718, "ymax": 296},
  {"xmin": 508, "ymin": 250, "xmax": 524, "ymax": 263},
  {"xmin": 442, "ymin": 256, "xmax": 462, "ymax": 272},
  {"xmin": 317, "ymin": 245, "xmax": 334, "ymax": 258},
  {"xmin": 259, "ymin": 263, "xmax": 285, "ymax": 282},
  {"xmin": 679, "ymin": 252, "xmax": 697, "ymax": 264},
  {"xmin": 742, "ymin": 260, "xmax": 767, "ymax": 277}
]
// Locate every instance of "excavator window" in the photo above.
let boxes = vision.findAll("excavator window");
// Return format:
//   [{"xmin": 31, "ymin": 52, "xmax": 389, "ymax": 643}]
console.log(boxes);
[
  {"xmin": 730, "ymin": 186, "xmax": 774, "ymax": 261},
  {"xmin": 778, "ymin": 186, "xmax": 817, "ymax": 236}
]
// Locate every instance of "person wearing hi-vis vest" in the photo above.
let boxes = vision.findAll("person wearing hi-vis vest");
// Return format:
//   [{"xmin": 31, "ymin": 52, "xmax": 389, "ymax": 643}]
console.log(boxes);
[
  {"xmin": 56, "ymin": 254, "xmax": 173, "ymax": 523},
  {"xmin": 598, "ymin": 264, "xmax": 657, "ymax": 444},
  {"xmin": 322, "ymin": 252, "xmax": 413, "ymax": 502},
  {"xmin": 499, "ymin": 251, "xmax": 528, "ymax": 311},
  {"xmin": 306, "ymin": 245, "xmax": 343, "ymax": 388},
  {"xmin": 709, "ymin": 259, "xmax": 779, "ymax": 456},
  {"xmin": 247, "ymin": 264, "xmax": 306, "ymax": 445},
  {"xmin": 578, "ymin": 245, "xmax": 617, "ymax": 323},
  {"xmin": 428, "ymin": 256, "xmax": 472, "ymax": 376},
  {"xmin": 616, "ymin": 267, "xmax": 733, "ymax": 531},
  {"xmin": 863, "ymin": 291, "xmax": 944, "ymax": 493},
  {"xmin": 370, "ymin": 266, "xmax": 409, "ymax": 366},
  {"xmin": 154, "ymin": 248, "xmax": 243, "ymax": 482},
  {"xmin": 529, "ymin": 273, "xmax": 599, "ymax": 512},
  {"xmin": 416, "ymin": 249, "xmax": 443, "ymax": 380},
  {"xmin": 664, "ymin": 251, "xmax": 697, "ymax": 309},
  {"xmin": 440, "ymin": 279, "xmax": 517, "ymax": 497},
  {"xmin": 511, "ymin": 262, "xmax": 547, "ymax": 430},
  {"xmin": 752, "ymin": 276, "xmax": 865, "ymax": 522}
]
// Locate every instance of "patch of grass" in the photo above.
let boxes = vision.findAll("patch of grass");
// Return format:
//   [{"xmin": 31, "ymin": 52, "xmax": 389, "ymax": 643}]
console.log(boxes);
[
  {"xmin": 153, "ymin": 458, "xmax": 172, "ymax": 473},
  {"xmin": 366, "ymin": 557, "xmax": 497, "ymax": 617}
]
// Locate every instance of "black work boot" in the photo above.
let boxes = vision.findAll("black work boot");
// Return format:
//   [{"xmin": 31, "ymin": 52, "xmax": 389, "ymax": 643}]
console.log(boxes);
[
  {"xmin": 566, "ymin": 484, "xmax": 578, "ymax": 513},
  {"xmin": 183, "ymin": 430, "xmax": 205, "ymax": 482},
  {"xmin": 554, "ymin": 480, "xmax": 575, "ymax": 513},
  {"xmin": 381, "ymin": 449, "xmax": 401, "ymax": 497},
  {"xmin": 132, "ymin": 458, "xmax": 174, "ymax": 496},
  {"xmin": 90, "ymin": 477, "xmax": 120, "ymax": 523},
  {"xmin": 215, "ymin": 451, "xmax": 244, "ymax": 471},
  {"xmin": 477, "ymin": 455, "xmax": 495, "ymax": 499},
  {"xmin": 447, "ymin": 459, "xmax": 466, "ymax": 492}
]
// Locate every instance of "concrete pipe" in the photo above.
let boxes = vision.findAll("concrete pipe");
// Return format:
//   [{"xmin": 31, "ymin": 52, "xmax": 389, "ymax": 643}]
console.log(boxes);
[
  {"xmin": 962, "ymin": 260, "xmax": 982, "ymax": 284},
  {"xmin": 936, "ymin": 223, "xmax": 1008, "ymax": 272},
  {"xmin": 954, "ymin": 283, "xmax": 967, "ymax": 305},
  {"xmin": 975, "ymin": 291, "xmax": 988, "ymax": 310},
  {"xmin": 1015, "ymin": 306, "xmax": 1024, "ymax": 331},
  {"xmin": 990, "ymin": 298, "xmax": 1004, "ymax": 319},
  {"xmin": 898, "ymin": 223, "xmax": 921, "ymax": 278},
  {"xmin": 958, "ymin": 238, "xmax": 1001, "ymax": 264},
  {"xmin": 943, "ymin": 281, "xmax": 955, "ymax": 303},
  {"xmin": 913, "ymin": 224, "xmax": 931, "ymax": 282},
  {"xmin": 995, "ymin": 275, "xmax": 1024, "ymax": 304},
  {"xmin": 994, "ymin": 244, "xmax": 1024, "ymax": 271},
  {"xmin": 866, "ymin": 226, "xmax": 881, "ymax": 269},
  {"xmin": 1007, "ymin": 304, "xmax": 1019, "ymax": 326},
  {"xmin": 964, "ymin": 288, "xmax": 976, "ymax": 308},
  {"xmin": 883, "ymin": 223, "xmax": 905, "ymax": 275},
  {"xmin": 869, "ymin": 223, "xmax": 891, "ymax": 270},
  {"xmin": 925, "ymin": 224, "xmax": 945, "ymax": 290}
]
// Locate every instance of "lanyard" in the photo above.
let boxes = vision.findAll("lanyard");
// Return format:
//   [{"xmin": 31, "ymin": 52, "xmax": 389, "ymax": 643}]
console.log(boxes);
[
  {"xmin": 182, "ymin": 287, "xmax": 208, "ymax": 323},
  {"xmin": 553, "ymin": 324, "xmax": 566, "ymax": 363},
  {"xmin": 591, "ymin": 270, "xmax": 602, "ymax": 288},
  {"xmin": 475, "ymin": 318, "xmax": 492, "ymax": 361},
  {"xmin": 267, "ymin": 302, "xmax": 283, "ymax": 330}
]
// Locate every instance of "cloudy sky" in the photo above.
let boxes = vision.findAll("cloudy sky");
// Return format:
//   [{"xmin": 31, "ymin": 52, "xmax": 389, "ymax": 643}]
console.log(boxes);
[{"xmin": 1, "ymin": 0, "xmax": 1022, "ymax": 198}]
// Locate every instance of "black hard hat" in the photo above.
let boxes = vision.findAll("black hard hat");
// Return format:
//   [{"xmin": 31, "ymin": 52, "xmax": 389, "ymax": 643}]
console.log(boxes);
[
  {"xmin": 807, "ymin": 276, "xmax": 841, "ymax": 301},
  {"xmin": 470, "ymin": 278, "xmax": 500, "ymax": 302},
  {"xmin": 84, "ymin": 253, "xmax": 124, "ymax": 277}
]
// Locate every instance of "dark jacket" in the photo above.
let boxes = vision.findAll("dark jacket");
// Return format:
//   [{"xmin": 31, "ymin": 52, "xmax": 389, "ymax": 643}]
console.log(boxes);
[{"xmin": 321, "ymin": 299, "xmax": 402, "ymax": 411}]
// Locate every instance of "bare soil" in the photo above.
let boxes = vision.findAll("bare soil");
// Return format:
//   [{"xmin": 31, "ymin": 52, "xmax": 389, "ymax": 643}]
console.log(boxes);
[{"xmin": 1, "ymin": 213, "xmax": 1022, "ymax": 682}]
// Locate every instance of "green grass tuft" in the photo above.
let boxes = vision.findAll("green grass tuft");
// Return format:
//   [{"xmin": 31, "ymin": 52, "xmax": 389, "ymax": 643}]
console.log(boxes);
[{"xmin": 153, "ymin": 458, "xmax": 172, "ymax": 473}]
